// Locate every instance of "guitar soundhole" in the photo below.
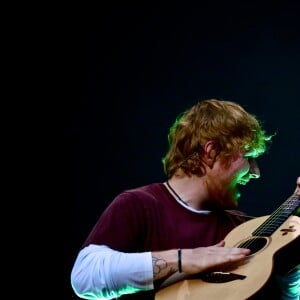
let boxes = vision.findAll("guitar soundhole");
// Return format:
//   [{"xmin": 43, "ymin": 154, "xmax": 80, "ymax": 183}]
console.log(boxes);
[
  {"xmin": 238, "ymin": 237, "xmax": 268, "ymax": 255},
  {"xmin": 199, "ymin": 272, "xmax": 246, "ymax": 283}
]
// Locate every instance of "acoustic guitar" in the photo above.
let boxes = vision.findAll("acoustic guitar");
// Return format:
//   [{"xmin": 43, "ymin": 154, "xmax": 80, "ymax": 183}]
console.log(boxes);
[{"xmin": 155, "ymin": 193, "xmax": 300, "ymax": 300}]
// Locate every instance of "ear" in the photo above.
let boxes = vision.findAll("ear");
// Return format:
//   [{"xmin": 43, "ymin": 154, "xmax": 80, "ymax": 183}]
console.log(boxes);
[{"xmin": 202, "ymin": 141, "xmax": 217, "ymax": 168}]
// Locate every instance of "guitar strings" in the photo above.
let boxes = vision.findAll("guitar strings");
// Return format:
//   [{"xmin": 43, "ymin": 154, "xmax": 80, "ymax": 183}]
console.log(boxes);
[
  {"xmin": 242, "ymin": 194, "xmax": 299, "ymax": 249},
  {"xmin": 238, "ymin": 194, "xmax": 299, "ymax": 250}
]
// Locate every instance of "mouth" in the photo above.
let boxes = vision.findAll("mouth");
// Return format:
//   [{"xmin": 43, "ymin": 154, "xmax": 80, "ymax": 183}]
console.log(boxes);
[{"xmin": 236, "ymin": 179, "xmax": 249, "ymax": 186}]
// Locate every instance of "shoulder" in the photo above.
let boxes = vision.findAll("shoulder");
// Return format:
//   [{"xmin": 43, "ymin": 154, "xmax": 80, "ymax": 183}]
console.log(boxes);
[
  {"xmin": 123, "ymin": 183, "xmax": 166, "ymax": 199},
  {"xmin": 109, "ymin": 183, "xmax": 166, "ymax": 208}
]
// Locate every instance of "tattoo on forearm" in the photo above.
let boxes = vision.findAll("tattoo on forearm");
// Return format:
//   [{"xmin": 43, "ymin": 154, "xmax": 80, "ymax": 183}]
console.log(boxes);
[{"xmin": 152, "ymin": 256, "xmax": 168, "ymax": 275}]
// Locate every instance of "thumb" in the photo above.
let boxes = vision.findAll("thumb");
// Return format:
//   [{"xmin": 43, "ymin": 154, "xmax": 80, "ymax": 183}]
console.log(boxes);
[{"xmin": 214, "ymin": 240, "xmax": 225, "ymax": 247}]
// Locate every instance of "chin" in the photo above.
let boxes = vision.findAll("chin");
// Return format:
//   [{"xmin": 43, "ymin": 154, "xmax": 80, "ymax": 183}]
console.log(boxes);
[
  {"xmin": 225, "ymin": 201, "xmax": 238, "ymax": 210},
  {"xmin": 227, "ymin": 190, "xmax": 240, "ymax": 208},
  {"xmin": 216, "ymin": 197, "xmax": 238, "ymax": 210}
]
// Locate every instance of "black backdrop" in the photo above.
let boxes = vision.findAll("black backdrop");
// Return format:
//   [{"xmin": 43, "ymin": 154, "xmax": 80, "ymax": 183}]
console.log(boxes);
[{"xmin": 64, "ymin": 5, "xmax": 300, "ymax": 299}]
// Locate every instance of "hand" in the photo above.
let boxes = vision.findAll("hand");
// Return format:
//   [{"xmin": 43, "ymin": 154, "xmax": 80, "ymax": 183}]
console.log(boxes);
[
  {"xmin": 180, "ymin": 240, "xmax": 250, "ymax": 274},
  {"xmin": 152, "ymin": 241, "xmax": 250, "ymax": 280}
]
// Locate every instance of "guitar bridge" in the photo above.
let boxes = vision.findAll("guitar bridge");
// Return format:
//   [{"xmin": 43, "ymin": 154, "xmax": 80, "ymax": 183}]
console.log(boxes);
[{"xmin": 198, "ymin": 271, "xmax": 246, "ymax": 283}]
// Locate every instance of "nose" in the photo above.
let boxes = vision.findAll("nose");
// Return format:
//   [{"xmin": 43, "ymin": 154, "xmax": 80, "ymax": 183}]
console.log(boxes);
[{"xmin": 249, "ymin": 159, "xmax": 260, "ymax": 179}]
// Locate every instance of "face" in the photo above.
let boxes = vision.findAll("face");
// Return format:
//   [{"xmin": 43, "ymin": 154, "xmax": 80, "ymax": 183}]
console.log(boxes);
[{"xmin": 205, "ymin": 152, "xmax": 260, "ymax": 209}]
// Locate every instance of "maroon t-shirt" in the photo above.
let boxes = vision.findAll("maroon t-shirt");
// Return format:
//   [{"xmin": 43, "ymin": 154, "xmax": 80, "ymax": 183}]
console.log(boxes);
[{"xmin": 81, "ymin": 183, "xmax": 247, "ymax": 299}]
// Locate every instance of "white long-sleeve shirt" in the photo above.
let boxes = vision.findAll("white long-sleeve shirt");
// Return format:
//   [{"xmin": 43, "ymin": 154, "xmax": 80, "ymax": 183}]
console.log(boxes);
[{"xmin": 71, "ymin": 244, "xmax": 154, "ymax": 299}]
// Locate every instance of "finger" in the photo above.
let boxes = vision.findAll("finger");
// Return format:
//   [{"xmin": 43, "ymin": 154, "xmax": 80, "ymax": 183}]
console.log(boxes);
[
  {"xmin": 227, "ymin": 252, "xmax": 249, "ymax": 262},
  {"xmin": 217, "ymin": 247, "xmax": 251, "ymax": 257},
  {"xmin": 230, "ymin": 247, "xmax": 251, "ymax": 254}
]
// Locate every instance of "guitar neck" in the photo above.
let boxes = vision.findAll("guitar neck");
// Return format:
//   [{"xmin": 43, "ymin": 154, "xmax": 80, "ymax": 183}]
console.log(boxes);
[{"xmin": 252, "ymin": 194, "xmax": 300, "ymax": 237}]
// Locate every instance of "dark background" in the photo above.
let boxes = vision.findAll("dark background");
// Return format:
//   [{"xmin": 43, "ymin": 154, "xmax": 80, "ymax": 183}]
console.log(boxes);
[{"xmin": 64, "ymin": 5, "xmax": 300, "ymax": 299}]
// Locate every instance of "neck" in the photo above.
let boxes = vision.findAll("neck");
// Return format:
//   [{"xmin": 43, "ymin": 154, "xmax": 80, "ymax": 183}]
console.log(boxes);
[
  {"xmin": 165, "ymin": 176, "xmax": 207, "ymax": 210},
  {"xmin": 166, "ymin": 180, "xmax": 190, "ymax": 207}
]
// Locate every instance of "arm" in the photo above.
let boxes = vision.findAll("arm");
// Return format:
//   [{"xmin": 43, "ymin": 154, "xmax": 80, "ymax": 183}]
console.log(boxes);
[
  {"xmin": 152, "ymin": 240, "xmax": 250, "ymax": 280},
  {"xmin": 71, "ymin": 242, "xmax": 250, "ymax": 299},
  {"xmin": 71, "ymin": 245, "xmax": 153, "ymax": 300}
]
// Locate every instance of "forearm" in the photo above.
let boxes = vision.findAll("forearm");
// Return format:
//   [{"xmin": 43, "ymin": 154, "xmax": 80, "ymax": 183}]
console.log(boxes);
[
  {"xmin": 151, "ymin": 249, "xmax": 178, "ymax": 280},
  {"xmin": 71, "ymin": 245, "xmax": 154, "ymax": 299}
]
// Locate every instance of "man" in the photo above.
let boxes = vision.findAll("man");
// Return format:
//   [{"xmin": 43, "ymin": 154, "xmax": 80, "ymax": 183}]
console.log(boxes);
[{"xmin": 71, "ymin": 99, "xmax": 300, "ymax": 299}]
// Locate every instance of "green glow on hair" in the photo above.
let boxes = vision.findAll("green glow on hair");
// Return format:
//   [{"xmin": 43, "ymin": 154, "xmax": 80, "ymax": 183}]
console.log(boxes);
[{"xmin": 243, "ymin": 128, "xmax": 275, "ymax": 159}]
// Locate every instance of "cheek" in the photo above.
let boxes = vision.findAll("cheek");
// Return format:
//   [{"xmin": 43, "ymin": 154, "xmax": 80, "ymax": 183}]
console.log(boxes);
[
  {"xmin": 232, "ymin": 158, "xmax": 250, "ymax": 176},
  {"xmin": 240, "ymin": 164, "xmax": 250, "ymax": 176}
]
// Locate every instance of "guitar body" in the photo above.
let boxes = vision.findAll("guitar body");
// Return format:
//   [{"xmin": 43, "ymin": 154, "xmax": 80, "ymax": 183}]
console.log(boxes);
[{"xmin": 155, "ymin": 215, "xmax": 300, "ymax": 300}]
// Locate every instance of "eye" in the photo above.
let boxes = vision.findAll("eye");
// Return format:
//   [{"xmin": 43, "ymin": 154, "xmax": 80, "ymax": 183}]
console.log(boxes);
[
  {"xmin": 243, "ymin": 154, "xmax": 253, "ymax": 160},
  {"xmin": 247, "ymin": 157, "xmax": 255, "ymax": 164},
  {"xmin": 243, "ymin": 155, "xmax": 257, "ymax": 166}
]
